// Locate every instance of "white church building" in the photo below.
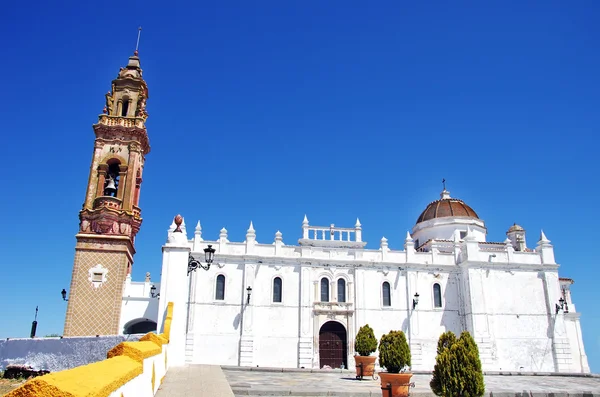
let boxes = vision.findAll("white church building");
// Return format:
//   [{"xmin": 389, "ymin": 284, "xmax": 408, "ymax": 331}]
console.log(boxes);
[{"xmin": 122, "ymin": 187, "xmax": 590, "ymax": 373}]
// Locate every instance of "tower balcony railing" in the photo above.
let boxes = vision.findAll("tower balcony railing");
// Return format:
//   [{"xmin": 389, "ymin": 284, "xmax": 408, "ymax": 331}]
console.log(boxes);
[
  {"xmin": 98, "ymin": 114, "xmax": 145, "ymax": 128},
  {"xmin": 93, "ymin": 196, "xmax": 122, "ymax": 210}
]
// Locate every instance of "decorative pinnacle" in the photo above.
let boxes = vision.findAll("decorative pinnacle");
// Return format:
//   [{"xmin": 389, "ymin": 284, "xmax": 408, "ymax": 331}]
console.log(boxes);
[
  {"xmin": 275, "ymin": 230, "xmax": 283, "ymax": 241},
  {"xmin": 355, "ymin": 218, "xmax": 361, "ymax": 228},
  {"xmin": 539, "ymin": 230, "xmax": 550, "ymax": 243},
  {"xmin": 173, "ymin": 214, "xmax": 183, "ymax": 233},
  {"xmin": 405, "ymin": 231, "xmax": 413, "ymax": 242},
  {"xmin": 302, "ymin": 214, "xmax": 309, "ymax": 225},
  {"xmin": 195, "ymin": 221, "xmax": 202, "ymax": 233},
  {"xmin": 247, "ymin": 221, "xmax": 255, "ymax": 233}
]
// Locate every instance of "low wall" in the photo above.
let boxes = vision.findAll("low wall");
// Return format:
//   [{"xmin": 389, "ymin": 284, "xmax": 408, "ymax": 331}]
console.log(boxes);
[
  {"xmin": 5, "ymin": 302, "xmax": 173, "ymax": 397},
  {"xmin": 0, "ymin": 334, "xmax": 142, "ymax": 372}
]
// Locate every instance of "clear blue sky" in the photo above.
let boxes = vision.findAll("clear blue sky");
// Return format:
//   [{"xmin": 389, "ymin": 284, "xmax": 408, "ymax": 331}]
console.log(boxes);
[{"xmin": 0, "ymin": 1, "xmax": 598, "ymax": 372}]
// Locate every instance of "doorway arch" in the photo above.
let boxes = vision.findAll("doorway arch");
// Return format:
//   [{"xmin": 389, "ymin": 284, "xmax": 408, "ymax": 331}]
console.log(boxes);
[
  {"xmin": 318, "ymin": 321, "xmax": 347, "ymax": 369},
  {"xmin": 123, "ymin": 318, "xmax": 157, "ymax": 334}
]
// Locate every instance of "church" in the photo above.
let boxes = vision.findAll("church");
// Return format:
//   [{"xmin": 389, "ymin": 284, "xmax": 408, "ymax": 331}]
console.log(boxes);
[{"xmin": 63, "ymin": 50, "xmax": 590, "ymax": 374}]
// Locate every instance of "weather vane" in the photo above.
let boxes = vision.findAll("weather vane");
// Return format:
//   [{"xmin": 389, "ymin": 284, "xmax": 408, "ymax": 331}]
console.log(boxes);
[
  {"xmin": 442, "ymin": 178, "xmax": 446, "ymax": 190},
  {"xmin": 135, "ymin": 26, "xmax": 142, "ymax": 53}
]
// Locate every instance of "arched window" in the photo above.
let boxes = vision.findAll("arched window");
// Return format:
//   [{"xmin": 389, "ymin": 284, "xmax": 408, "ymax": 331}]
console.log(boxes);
[
  {"xmin": 215, "ymin": 275, "xmax": 225, "ymax": 300},
  {"xmin": 273, "ymin": 277, "xmax": 282, "ymax": 303},
  {"xmin": 382, "ymin": 281, "xmax": 391, "ymax": 307},
  {"xmin": 121, "ymin": 98, "xmax": 130, "ymax": 117},
  {"xmin": 337, "ymin": 279, "xmax": 346, "ymax": 302},
  {"xmin": 433, "ymin": 283, "xmax": 442, "ymax": 308},
  {"xmin": 104, "ymin": 161, "xmax": 121, "ymax": 197},
  {"xmin": 320, "ymin": 278, "xmax": 329, "ymax": 302}
]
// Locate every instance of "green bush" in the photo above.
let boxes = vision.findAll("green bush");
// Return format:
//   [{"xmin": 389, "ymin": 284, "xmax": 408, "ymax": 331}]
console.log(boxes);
[
  {"xmin": 430, "ymin": 331, "xmax": 485, "ymax": 397},
  {"xmin": 355, "ymin": 324, "xmax": 378, "ymax": 356},
  {"xmin": 378, "ymin": 330, "xmax": 411, "ymax": 373}
]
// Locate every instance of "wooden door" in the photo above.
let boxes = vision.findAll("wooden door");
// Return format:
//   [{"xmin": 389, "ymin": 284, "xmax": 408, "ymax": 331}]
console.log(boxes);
[{"xmin": 319, "ymin": 321, "xmax": 347, "ymax": 369}]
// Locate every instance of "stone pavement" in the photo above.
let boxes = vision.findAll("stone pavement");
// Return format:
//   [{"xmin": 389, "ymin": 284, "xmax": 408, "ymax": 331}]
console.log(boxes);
[
  {"xmin": 155, "ymin": 365, "xmax": 235, "ymax": 397},
  {"xmin": 154, "ymin": 365, "xmax": 600, "ymax": 397},
  {"xmin": 223, "ymin": 367, "xmax": 600, "ymax": 397}
]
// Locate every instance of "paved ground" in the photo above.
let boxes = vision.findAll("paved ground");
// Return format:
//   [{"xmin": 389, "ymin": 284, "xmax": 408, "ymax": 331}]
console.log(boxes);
[
  {"xmin": 155, "ymin": 365, "xmax": 234, "ymax": 397},
  {"xmin": 154, "ymin": 365, "xmax": 600, "ymax": 397},
  {"xmin": 223, "ymin": 367, "xmax": 600, "ymax": 397}
]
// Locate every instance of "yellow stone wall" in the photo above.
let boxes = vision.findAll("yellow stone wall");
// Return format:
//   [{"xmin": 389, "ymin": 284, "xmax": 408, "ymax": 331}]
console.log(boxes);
[{"xmin": 6, "ymin": 303, "xmax": 174, "ymax": 397}]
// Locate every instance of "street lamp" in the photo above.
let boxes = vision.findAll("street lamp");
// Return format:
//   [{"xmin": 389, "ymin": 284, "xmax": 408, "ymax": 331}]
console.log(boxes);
[
  {"xmin": 188, "ymin": 244, "xmax": 216, "ymax": 275},
  {"xmin": 413, "ymin": 292, "xmax": 420, "ymax": 309},
  {"xmin": 61, "ymin": 289, "xmax": 69, "ymax": 301},
  {"xmin": 555, "ymin": 297, "xmax": 565, "ymax": 314},
  {"xmin": 246, "ymin": 286, "xmax": 253, "ymax": 305},
  {"xmin": 150, "ymin": 285, "xmax": 159, "ymax": 298}
]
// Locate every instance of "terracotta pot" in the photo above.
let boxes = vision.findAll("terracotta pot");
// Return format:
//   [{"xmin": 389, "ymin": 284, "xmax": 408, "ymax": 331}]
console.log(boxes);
[
  {"xmin": 354, "ymin": 355, "xmax": 377, "ymax": 378},
  {"xmin": 379, "ymin": 372, "xmax": 413, "ymax": 397}
]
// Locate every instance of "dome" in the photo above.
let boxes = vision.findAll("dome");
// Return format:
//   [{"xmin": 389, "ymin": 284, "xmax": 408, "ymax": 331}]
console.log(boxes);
[
  {"xmin": 416, "ymin": 189, "xmax": 479, "ymax": 224},
  {"xmin": 507, "ymin": 223, "xmax": 524, "ymax": 232}
]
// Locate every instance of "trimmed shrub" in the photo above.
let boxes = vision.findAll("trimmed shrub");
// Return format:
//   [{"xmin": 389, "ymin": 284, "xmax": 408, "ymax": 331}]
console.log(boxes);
[
  {"xmin": 378, "ymin": 330, "xmax": 411, "ymax": 373},
  {"xmin": 430, "ymin": 331, "xmax": 485, "ymax": 397},
  {"xmin": 355, "ymin": 324, "xmax": 378, "ymax": 356}
]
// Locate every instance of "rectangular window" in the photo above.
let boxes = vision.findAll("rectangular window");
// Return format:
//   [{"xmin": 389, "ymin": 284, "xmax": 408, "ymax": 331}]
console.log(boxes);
[{"xmin": 92, "ymin": 273, "xmax": 103, "ymax": 282}]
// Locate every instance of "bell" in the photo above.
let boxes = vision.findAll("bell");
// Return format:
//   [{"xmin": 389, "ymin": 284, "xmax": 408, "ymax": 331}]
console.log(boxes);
[{"xmin": 104, "ymin": 176, "xmax": 117, "ymax": 196}]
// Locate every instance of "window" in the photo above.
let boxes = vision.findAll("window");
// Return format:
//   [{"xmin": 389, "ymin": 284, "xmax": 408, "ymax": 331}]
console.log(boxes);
[
  {"xmin": 215, "ymin": 275, "xmax": 225, "ymax": 300},
  {"xmin": 320, "ymin": 278, "xmax": 329, "ymax": 302},
  {"xmin": 121, "ymin": 99, "xmax": 130, "ymax": 117},
  {"xmin": 382, "ymin": 282, "xmax": 391, "ymax": 307},
  {"xmin": 459, "ymin": 231, "xmax": 467, "ymax": 240},
  {"xmin": 433, "ymin": 283, "xmax": 442, "ymax": 308},
  {"xmin": 92, "ymin": 273, "xmax": 103, "ymax": 282},
  {"xmin": 337, "ymin": 279, "xmax": 346, "ymax": 302},
  {"xmin": 273, "ymin": 277, "xmax": 282, "ymax": 303}
]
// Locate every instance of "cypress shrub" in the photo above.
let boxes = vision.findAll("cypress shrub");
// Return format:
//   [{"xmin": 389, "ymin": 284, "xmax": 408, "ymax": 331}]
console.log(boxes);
[
  {"xmin": 378, "ymin": 330, "xmax": 411, "ymax": 373},
  {"xmin": 430, "ymin": 331, "xmax": 485, "ymax": 397},
  {"xmin": 355, "ymin": 324, "xmax": 378, "ymax": 356}
]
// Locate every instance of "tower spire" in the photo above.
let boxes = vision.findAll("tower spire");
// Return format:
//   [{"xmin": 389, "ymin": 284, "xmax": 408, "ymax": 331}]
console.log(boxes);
[{"xmin": 134, "ymin": 26, "xmax": 142, "ymax": 55}]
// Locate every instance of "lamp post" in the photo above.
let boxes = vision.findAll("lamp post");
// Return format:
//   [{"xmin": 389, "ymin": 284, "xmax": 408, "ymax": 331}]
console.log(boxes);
[
  {"xmin": 246, "ymin": 286, "xmax": 253, "ymax": 305},
  {"xmin": 30, "ymin": 306, "xmax": 38, "ymax": 338},
  {"xmin": 61, "ymin": 289, "xmax": 69, "ymax": 301},
  {"xmin": 412, "ymin": 292, "xmax": 420, "ymax": 309},
  {"xmin": 188, "ymin": 244, "xmax": 216, "ymax": 274},
  {"xmin": 555, "ymin": 297, "xmax": 565, "ymax": 314}
]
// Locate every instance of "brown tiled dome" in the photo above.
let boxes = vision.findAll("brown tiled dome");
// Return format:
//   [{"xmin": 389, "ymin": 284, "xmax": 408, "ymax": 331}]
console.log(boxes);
[{"xmin": 416, "ymin": 190, "xmax": 479, "ymax": 224}]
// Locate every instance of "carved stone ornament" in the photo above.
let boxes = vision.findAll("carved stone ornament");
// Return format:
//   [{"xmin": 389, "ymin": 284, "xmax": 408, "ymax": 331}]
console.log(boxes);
[{"xmin": 88, "ymin": 264, "xmax": 108, "ymax": 288}]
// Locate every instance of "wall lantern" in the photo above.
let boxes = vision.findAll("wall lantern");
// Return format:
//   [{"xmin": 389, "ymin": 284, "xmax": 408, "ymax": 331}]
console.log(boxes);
[
  {"xmin": 413, "ymin": 292, "xmax": 420, "ymax": 309},
  {"xmin": 555, "ymin": 297, "xmax": 565, "ymax": 314},
  {"xmin": 61, "ymin": 289, "xmax": 69, "ymax": 301},
  {"xmin": 150, "ymin": 285, "xmax": 159, "ymax": 298},
  {"xmin": 246, "ymin": 286, "xmax": 253, "ymax": 305},
  {"xmin": 188, "ymin": 244, "xmax": 216, "ymax": 275}
]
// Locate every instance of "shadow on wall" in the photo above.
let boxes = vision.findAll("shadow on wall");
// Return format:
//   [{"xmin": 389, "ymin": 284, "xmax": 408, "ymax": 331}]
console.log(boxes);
[{"xmin": 0, "ymin": 334, "xmax": 142, "ymax": 372}]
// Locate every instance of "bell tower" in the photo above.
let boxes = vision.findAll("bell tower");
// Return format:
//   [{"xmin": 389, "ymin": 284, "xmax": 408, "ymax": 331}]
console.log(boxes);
[{"xmin": 63, "ymin": 50, "xmax": 150, "ymax": 336}]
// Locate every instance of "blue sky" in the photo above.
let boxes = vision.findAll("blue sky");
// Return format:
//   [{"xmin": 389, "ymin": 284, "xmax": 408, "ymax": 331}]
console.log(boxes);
[{"xmin": 0, "ymin": 1, "xmax": 598, "ymax": 372}]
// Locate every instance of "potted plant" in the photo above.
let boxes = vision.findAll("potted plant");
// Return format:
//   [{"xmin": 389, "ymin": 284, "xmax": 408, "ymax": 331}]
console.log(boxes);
[
  {"xmin": 378, "ymin": 330, "xmax": 412, "ymax": 397},
  {"xmin": 430, "ymin": 331, "xmax": 485, "ymax": 397},
  {"xmin": 354, "ymin": 324, "xmax": 378, "ymax": 379}
]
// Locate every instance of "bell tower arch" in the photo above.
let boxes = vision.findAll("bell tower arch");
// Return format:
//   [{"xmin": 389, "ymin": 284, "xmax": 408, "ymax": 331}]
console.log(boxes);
[{"xmin": 63, "ymin": 50, "xmax": 151, "ymax": 336}]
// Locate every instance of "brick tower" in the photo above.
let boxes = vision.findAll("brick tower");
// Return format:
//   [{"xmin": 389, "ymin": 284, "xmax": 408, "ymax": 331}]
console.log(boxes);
[{"xmin": 63, "ymin": 50, "xmax": 150, "ymax": 336}]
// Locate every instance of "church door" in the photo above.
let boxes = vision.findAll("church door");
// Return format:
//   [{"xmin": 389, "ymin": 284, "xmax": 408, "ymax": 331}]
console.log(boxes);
[{"xmin": 318, "ymin": 321, "xmax": 347, "ymax": 369}]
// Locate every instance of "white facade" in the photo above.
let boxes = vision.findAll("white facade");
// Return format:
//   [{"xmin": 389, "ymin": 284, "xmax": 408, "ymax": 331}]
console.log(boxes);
[{"xmin": 125, "ymin": 189, "xmax": 590, "ymax": 373}]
